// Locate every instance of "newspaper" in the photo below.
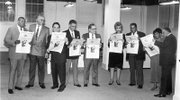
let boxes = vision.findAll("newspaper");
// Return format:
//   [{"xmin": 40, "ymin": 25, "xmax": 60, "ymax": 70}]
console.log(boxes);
[
  {"xmin": 86, "ymin": 38, "xmax": 100, "ymax": 59},
  {"xmin": 126, "ymin": 35, "xmax": 139, "ymax": 54},
  {"xmin": 16, "ymin": 31, "xmax": 34, "ymax": 53}
]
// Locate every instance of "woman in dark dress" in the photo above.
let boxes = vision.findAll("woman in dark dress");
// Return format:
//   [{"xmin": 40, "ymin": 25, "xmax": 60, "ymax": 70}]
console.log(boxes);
[
  {"xmin": 108, "ymin": 22, "xmax": 126, "ymax": 85},
  {"xmin": 46, "ymin": 22, "xmax": 69, "ymax": 92}
]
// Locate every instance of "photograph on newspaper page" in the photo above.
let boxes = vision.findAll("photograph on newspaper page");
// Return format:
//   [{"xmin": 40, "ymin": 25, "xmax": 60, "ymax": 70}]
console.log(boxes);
[
  {"xmin": 16, "ymin": 31, "xmax": 34, "ymax": 53},
  {"xmin": 86, "ymin": 38, "xmax": 100, "ymax": 59},
  {"xmin": 69, "ymin": 39, "xmax": 83, "ymax": 57},
  {"xmin": 109, "ymin": 34, "xmax": 123, "ymax": 53},
  {"xmin": 126, "ymin": 35, "xmax": 139, "ymax": 54},
  {"xmin": 48, "ymin": 32, "xmax": 66, "ymax": 53}
]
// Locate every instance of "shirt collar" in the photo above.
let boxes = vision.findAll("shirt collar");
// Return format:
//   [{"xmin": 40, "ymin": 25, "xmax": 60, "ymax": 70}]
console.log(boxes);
[{"xmin": 167, "ymin": 33, "xmax": 172, "ymax": 36}]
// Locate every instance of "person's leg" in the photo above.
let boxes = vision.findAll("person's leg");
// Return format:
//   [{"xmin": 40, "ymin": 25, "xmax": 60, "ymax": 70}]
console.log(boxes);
[
  {"xmin": 51, "ymin": 61, "xmax": 58, "ymax": 87},
  {"xmin": 83, "ymin": 59, "xmax": 92, "ymax": 85},
  {"xmin": 57, "ymin": 62, "xmax": 66, "ymax": 92},
  {"xmin": 136, "ymin": 60, "xmax": 144, "ymax": 88},
  {"xmin": 128, "ymin": 55, "xmax": 136, "ymax": 85},
  {"xmin": 72, "ymin": 59, "xmax": 79, "ymax": 85},
  {"xmin": 116, "ymin": 68, "xmax": 121, "ymax": 85},
  {"xmin": 66, "ymin": 59, "xmax": 71, "ymax": 85},
  {"xmin": 92, "ymin": 59, "xmax": 99, "ymax": 85},
  {"xmin": 8, "ymin": 59, "xmax": 18, "ymax": 89},
  {"xmin": 16, "ymin": 59, "xmax": 26, "ymax": 88},
  {"xmin": 37, "ymin": 56, "xmax": 45, "ymax": 85},
  {"xmin": 28, "ymin": 55, "xmax": 37, "ymax": 85},
  {"xmin": 159, "ymin": 66, "xmax": 167, "ymax": 95},
  {"xmin": 166, "ymin": 66, "xmax": 172, "ymax": 94},
  {"xmin": 109, "ymin": 68, "xmax": 114, "ymax": 85}
]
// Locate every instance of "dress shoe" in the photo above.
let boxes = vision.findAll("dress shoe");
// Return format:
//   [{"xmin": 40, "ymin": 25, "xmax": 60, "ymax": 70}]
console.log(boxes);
[
  {"xmin": 74, "ymin": 84, "xmax": 81, "ymax": 87},
  {"xmin": 137, "ymin": 85, "xmax": 143, "ymax": 89},
  {"xmin": 51, "ymin": 86, "xmax": 58, "ymax": 89},
  {"xmin": 154, "ymin": 94, "xmax": 166, "ymax": 97},
  {"xmin": 84, "ymin": 84, "xmax": 88, "ymax": 87},
  {"xmin": 25, "ymin": 84, "xmax": 34, "ymax": 88},
  {"xmin": 57, "ymin": 85, "xmax": 66, "ymax": 92},
  {"xmin": 108, "ymin": 80, "xmax": 114, "ymax": 85},
  {"xmin": 8, "ymin": 89, "xmax": 14, "ymax": 94},
  {"xmin": 116, "ymin": 81, "xmax": 121, "ymax": 85},
  {"xmin": 15, "ymin": 86, "xmax": 23, "ymax": 90},
  {"xmin": 92, "ymin": 84, "xmax": 100, "ymax": 87},
  {"xmin": 150, "ymin": 86, "xmax": 158, "ymax": 91},
  {"xmin": 39, "ymin": 84, "xmax": 46, "ymax": 89},
  {"xmin": 166, "ymin": 92, "xmax": 172, "ymax": 95},
  {"xmin": 129, "ymin": 83, "xmax": 136, "ymax": 86}
]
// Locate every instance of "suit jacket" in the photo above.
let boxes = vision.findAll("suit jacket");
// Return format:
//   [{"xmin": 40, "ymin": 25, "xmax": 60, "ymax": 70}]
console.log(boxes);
[
  {"xmin": 46, "ymin": 34, "xmax": 68, "ymax": 63},
  {"xmin": 82, "ymin": 33, "xmax": 102, "ymax": 59},
  {"xmin": 155, "ymin": 34, "xmax": 177, "ymax": 66},
  {"xmin": 64, "ymin": 29, "xmax": 81, "ymax": 59},
  {"xmin": 29, "ymin": 24, "xmax": 49, "ymax": 57},
  {"xmin": 126, "ymin": 31, "xmax": 146, "ymax": 61},
  {"xmin": 4, "ymin": 25, "xmax": 27, "ymax": 60}
]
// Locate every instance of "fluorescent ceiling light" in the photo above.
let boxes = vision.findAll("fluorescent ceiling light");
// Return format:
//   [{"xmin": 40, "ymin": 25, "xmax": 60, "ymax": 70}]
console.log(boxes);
[
  {"xmin": 121, "ymin": 5, "xmax": 131, "ymax": 10},
  {"xmin": 84, "ymin": 0, "xmax": 97, "ymax": 2},
  {"xmin": 64, "ymin": 2, "xmax": 74, "ymax": 7},
  {"xmin": 160, "ymin": 0, "xmax": 179, "ymax": 5}
]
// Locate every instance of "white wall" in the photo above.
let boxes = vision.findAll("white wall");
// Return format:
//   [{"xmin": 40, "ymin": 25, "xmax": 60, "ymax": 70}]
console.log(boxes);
[{"xmin": 0, "ymin": 0, "xmax": 103, "ymax": 51}]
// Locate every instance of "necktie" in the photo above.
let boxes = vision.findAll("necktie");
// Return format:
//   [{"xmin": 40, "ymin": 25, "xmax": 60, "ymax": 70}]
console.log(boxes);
[
  {"xmin": 20, "ymin": 27, "xmax": 23, "ymax": 31},
  {"xmin": 71, "ymin": 32, "xmax": 75, "ymax": 38},
  {"xmin": 36, "ymin": 26, "xmax": 39, "ymax": 40}
]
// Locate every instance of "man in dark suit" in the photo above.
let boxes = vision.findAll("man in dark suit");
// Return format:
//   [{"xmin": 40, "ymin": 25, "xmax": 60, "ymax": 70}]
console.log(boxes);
[
  {"xmin": 47, "ymin": 22, "xmax": 69, "ymax": 92},
  {"xmin": 154, "ymin": 27, "xmax": 177, "ymax": 97},
  {"xmin": 126, "ymin": 23, "xmax": 146, "ymax": 89},
  {"xmin": 25, "ymin": 14, "xmax": 50, "ymax": 89},
  {"xmin": 64, "ymin": 20, "xmax": 81, "ymax": 87},
  {"xmin": 82, "ymin": 23, "xmax": 102, "ymax": 87},
  {"xmin": 4, "ymin": 17, "xmax": 27, "ymax": 94}
]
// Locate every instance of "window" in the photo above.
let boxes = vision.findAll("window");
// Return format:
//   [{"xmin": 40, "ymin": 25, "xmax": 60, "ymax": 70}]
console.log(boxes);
[
  {"xmin": 0, "ymin": 0, "xmax": 16, "ymax": 22},
  {"xmin": 26, "ymin": 0, "xmax": 44, "ymax": 22}
]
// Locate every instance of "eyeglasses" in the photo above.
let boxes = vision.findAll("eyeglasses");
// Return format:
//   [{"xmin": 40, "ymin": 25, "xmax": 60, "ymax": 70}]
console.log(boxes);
[{"xmin": 91, "ymin": 28, "xmax": 97, "ymax": 30}]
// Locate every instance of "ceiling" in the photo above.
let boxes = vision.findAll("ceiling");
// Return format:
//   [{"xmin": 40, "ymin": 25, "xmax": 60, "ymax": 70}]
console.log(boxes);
[{"xmin": 46, "ymin": 0, "xmax": 161, "ymax": 5}]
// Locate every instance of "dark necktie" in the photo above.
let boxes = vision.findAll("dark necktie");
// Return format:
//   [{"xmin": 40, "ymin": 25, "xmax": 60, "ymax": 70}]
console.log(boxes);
[
  {"xmin": 20, "ymin": 27, "xmax": 23, "ymax": 31},
  {"xmin": 36, "ymin": 26, "xmax": 39, "ymax": 40}
]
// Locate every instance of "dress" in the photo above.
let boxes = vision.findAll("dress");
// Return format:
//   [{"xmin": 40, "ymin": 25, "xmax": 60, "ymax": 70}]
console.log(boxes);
[
  {"xmin": 150, "ymin": 54, "xmax": 161, "ymax": 83},
  {"xmin": 108, "ymin": 53, "xmax": 123, "ymax": 69}
]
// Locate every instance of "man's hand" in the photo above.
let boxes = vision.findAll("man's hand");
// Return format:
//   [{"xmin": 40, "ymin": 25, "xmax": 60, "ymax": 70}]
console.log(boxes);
[{"xmin": 14, "ymin": 40, "xmax": 20, "ymax": 45}]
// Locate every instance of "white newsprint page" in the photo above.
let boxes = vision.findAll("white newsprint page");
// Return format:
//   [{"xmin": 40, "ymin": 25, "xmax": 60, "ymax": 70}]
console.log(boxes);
[
  {"xmin": 48, "ymin": 32, "xmax": 66, "ymax": 53},
  {"xmin": 86, "ymin": 38, "xmax": 100, "ymax": 59},
  {"xmin": 126, "ymin": 35, "xmax": 139, "ymax": 54},
  {"xmin": 109, "ymin": 34, "xmax": 123, "ymax": 53},
  {"xmin": 140, "ymin": 34, "xmax": 159, "ymax": 57},
  {"xmin": 16, "ymin": 31, "xmax": 34, "ymax": 53},
  {"xmin": 69, "ymin": 39, "xmax": 83, "ymax": 57}
]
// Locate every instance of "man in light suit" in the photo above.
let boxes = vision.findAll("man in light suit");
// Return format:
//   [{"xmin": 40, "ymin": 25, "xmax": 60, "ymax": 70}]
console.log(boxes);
[
  {"xmin": 83, "ymin": 23, "xmax": 101, "ymax": 87},
  {"xmin": 25, "ymin": 14, "xmax": 49, "ymax": 89},
  {"xmin": 4, "ymin": 17, "xmax": 27, "ymax": 94},
  {"xmin": 64, "ymin": 20, "xmax": 81, "ymax": 87},
  {"xmin": 154, "ymin": 27, "xmax": 177, "ymax": 97},
  {"xmin": 126, "ymin": 23, "xmax": 146, "ymax": 89}
]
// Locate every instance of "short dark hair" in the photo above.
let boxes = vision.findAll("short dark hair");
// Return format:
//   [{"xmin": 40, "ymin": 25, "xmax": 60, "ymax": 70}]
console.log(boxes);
[
  {"xmin": 153, "ymin": 28, "xmax": 162, "ymax": 34},
  {"xmin": 18, "ymin": 17, "xmax": 25, "ymax": 21},
  {"xmin": 114, "ymin": 21, "xmax": 123, "ymax": 30},
  {"xmin": 130, "ymin": 23, "xmax": 137, "ymax": 28},
  {"xmin": 69, "ymin": 19, "xmax": 77, "ymax": 24},
  {"xmin": 88, "ymin": 23, "xmax": 96, "ymax": 29},
  {"xmin": 52, "ymin": 22, "xmax": 60, "ymax": 28},
  {"xmin": 163, "ymin": 27, "xmax": 171, "ymax": 33}
]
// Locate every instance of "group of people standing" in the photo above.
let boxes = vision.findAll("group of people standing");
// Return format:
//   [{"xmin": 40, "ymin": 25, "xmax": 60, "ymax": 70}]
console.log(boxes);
[
  {"xmin": 4, "ymin": 14, "xmax": 102, "ymax": 94},
  {"xmin": 4, "ymin": 14, "xmax": 177, "ymax": 99}
]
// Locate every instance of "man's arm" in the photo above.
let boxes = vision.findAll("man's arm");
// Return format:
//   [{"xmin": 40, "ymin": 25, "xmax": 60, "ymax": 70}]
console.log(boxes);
[{"xmin": 4, "ymin": 28, "xmax": 15, "ymax": 47}]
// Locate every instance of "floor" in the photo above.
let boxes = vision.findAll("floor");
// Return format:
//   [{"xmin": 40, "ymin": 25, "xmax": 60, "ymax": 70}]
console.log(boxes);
[{"xmin": 0, "ymin": 53, "xmax": 174, "ymax": 100}]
